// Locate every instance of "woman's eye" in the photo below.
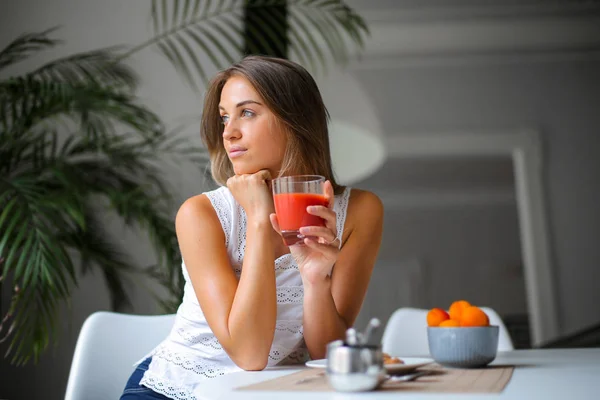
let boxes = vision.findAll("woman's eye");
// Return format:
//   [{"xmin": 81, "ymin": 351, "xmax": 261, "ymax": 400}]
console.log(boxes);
[
  {"xmin": 241, "ymin": 109, "xmax": 255, "ymax": 118},
  {"xmin": 220, "ymin": 115, "xmax": 229, "ymax": 124}
]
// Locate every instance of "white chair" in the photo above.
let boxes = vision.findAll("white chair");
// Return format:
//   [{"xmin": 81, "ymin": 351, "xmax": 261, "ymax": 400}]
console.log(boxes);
[
  {"xmin": 381, "ymin": 307, "xmax": 514, "ymax": 357},
  {"xmin": 64, "ymin": 311, "xmax": 176, "ymax": 400}
]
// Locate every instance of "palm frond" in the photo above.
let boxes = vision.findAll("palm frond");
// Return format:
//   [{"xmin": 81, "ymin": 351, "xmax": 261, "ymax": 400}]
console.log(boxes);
[
  {"xmin": 0, "ymin": 77, "xmax": 163, "ymax": 141},
  {"xmin": 0, "ymin": 176, "xmax": 78, "ymax": 293},
  {"xmin": 0, "ymin": 174, "xmax": 79, "ymax": 365},
  {"xmin": 55, "ymin": 136, "xmax": 188, "ymax": 304},
  {"xmin": 0, "ymin": 27, "xmax": 61, "ymax": 71},
  {"xmin": 30, "ymin": 47, "xmax": 139, "ymax": 90},
  {"xmin": 121, "ymin": 0, "xmax": 367, "ymax": 88},
  {"xmin": 0, "ymin": 19, "xmax": 220, "ymax": 364},
  {"xmin": 1, "ymin": 280, "xmax": 62, "ymax": 366},
  {"xmin": 85, "ymin": 167, "xmax": 184, "ymax": 308},
  {"xmin": 0, "ymin": 114, "xmax": 200, "ymax": 363},
  {"xmin": 59, "ymin": 209, "xmax": 137, "ymax": 311}
]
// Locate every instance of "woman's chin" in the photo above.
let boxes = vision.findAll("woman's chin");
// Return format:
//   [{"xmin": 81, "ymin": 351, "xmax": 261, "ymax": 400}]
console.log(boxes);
[
  {"xmin": 233, "ymin": 166, "xmax": 263, "ymax": 176},
  {"xmin": 232, "ymin": 160, "xmax": 279, "ymax": 176}
]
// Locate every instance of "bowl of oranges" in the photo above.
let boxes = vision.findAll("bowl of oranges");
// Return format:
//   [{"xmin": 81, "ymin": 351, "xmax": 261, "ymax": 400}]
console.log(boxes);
[{"xmin": 427, "ymin": 300, "xmax": 498, "ymax": 368}]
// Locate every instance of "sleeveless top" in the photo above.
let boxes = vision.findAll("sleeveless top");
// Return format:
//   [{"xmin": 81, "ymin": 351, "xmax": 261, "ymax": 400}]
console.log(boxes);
[{"xmin": 138, "ymin": 186, "xmax": 352, "ymax": 400}]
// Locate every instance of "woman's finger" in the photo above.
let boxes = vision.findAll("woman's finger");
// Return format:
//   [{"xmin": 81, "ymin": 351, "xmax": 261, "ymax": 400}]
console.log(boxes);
[
  {"xmin": 269, "ymin": 213, "xmax": 281, "ymax": 234},
  {"xmin": 298, "ymin": 226, "xmax": 336, "ymax": 243},
  {"xmin": 256, "ymin": 169, "xmax": 272, "ymax": 181},
  {"xmin": 303, "ymin": 238, "xmax": 339, "ymax": 257},
  {"xmin": 307, "ymin": 205, "xmax": 336, "ymax": 224},
  {"xmin": 306, "ymin": 205, "xmax": 337, "ymax": 240}
]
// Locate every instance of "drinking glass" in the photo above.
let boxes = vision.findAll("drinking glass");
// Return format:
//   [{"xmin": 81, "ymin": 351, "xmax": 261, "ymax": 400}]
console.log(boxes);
[{"xmin": 272, "ymin": 175, "xmax": 328, "ymax": 246}]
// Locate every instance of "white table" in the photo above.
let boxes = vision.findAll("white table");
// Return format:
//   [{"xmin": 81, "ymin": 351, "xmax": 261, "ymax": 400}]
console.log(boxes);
[{"xmin": 194, "ymin": 348, "xmax": 600, "ymax": 400}]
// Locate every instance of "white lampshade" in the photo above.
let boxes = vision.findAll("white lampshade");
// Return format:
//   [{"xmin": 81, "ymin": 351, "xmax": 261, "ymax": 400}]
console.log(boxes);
[{"xmin": 316, "ymin": 69, "xmax": 387, "ymax": 185}]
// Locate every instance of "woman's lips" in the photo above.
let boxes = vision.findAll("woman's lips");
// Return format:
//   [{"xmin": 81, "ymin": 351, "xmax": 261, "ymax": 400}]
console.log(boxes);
[{"xmin": 229, "ymin": 149, "xmax": 247, "ymax": 158}]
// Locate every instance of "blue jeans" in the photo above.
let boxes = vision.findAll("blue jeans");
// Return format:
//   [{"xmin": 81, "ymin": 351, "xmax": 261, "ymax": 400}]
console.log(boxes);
[{"xmin": 120, "ymin": 357, "xmax": 170, "ymax": 399}]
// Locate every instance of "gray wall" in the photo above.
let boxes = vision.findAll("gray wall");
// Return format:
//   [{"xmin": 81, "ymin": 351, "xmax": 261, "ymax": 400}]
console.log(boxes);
[
  {"xmin": 1, "ymin": 0, "xmax": 599, "ymax": 399},
  {"xmin": 353, "ymin": 157, "xmax": 526, "ymax": 343},
  {"xmin": 350, "ymin": 59, "xmax": 600, "ymax": 338},
  {"xmin": 357, "ymin": 201, "xmax": 526, "ymax": 339}
]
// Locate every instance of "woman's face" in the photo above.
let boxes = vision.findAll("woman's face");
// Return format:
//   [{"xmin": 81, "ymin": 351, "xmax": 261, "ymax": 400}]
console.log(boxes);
[{"xmin": 219, "ymin": 75, "xmax": 287, "ymax": 177}]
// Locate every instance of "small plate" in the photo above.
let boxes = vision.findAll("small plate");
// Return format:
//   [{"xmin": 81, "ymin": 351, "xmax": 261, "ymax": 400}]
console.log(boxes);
[
  {"xmin": 305, "ymin": 357, "xmax": 433, "ymax": 374},
  {"xmin": 384, "ymin": 357, "xmax": 433, "ymax": 374}
]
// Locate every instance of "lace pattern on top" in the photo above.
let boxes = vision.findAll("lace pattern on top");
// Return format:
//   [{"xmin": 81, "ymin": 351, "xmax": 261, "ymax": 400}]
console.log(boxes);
[
  {"xmin": 275, "ymin": 254, "xmax": 296, "ymax": 271},
  {"xmin": 274, "ymin": 319, "xmax": 303, "ymax": 335},
  {"xmin": 276, "ymin": 286, "xmax": 303, "ymax": 304},
  {"xmin": 176, "ymin": 329, "xmax": 223, "ymax": 350},
  {"xmin": 269, "ymin": 344, "xmax": 305, "ymax": 363},
  {"xmin": 235, "ymin": 203, "xmax": 246, "ymax": 265},
  {"xmin": 141, "ymin": 369, "xmax": 197, "ymax": 400},
  {"xmin": 278, "ymin": 345, "xmax": 310, "ymax": 365},
  {"xmin": 151, "ymin": 346, "xmax": 227, "ymax": 379},
  {"xmin": 335, "ymin": 187, "xmax": 351, "ymax": 248}
]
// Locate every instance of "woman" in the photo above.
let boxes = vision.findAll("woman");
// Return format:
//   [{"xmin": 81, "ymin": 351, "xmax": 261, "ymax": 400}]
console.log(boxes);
[{"xmin": 121, "ymin": 55, "xmax": 383, "ymax": 399}]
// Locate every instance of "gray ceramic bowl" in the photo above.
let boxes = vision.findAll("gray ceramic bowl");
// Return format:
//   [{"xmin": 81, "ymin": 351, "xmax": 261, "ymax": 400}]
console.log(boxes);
[{"xmin": 427, "ymin": 326, "xmax": 499, "ymax": 368}]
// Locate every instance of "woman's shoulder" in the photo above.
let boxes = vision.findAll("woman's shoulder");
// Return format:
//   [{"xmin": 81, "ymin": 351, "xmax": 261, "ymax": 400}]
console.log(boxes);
[
  {"xmin": 175, "ymin": 192, "xmax": 228, "ymax": 249},
  {"xmin": 176, "ymin": 186, "xmax": 229, "ymax": 224},
  {"xmin": 176, "ymin": 193, "xmax": 215, "ymax": 225},
  {"xmin": 347, "ymin": 188, "xmax": 383, "ymax": 210},
  {"xmin": 345, "ymin": 188, "xmax": 384, "ymax": 226}
]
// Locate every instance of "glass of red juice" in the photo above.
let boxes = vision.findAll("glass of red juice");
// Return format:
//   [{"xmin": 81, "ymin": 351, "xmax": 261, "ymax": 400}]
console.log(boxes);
[{"xmin": 272, "ymin": 175, "xmax": 329, "ymax": 246}]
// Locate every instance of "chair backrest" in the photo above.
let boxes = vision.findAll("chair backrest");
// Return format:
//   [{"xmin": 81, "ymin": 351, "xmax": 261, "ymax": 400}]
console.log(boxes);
[
  {"xmin": 64, "ymin": 311, "xmax": 176, "ymax": 400},
  {"xmin": 381, "ymin": 307, "xmax": 514, "ymax": 357},
  {"xmin": 480, "ymin": 306, "xmax": 515, "ymax": 351}
]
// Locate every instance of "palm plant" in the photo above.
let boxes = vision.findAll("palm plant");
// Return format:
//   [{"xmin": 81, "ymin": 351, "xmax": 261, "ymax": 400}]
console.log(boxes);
[
  {"xmin": 0, "ymin": 30, "xmax": 203, "ymax": 366},
  {"xmin": 0, "ymin": 0, "xmax": 368, "ymax": 366}
]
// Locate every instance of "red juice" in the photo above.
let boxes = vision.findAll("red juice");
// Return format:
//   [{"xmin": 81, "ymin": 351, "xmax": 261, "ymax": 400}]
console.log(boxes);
[{"xmin": 273, "ymin": 192, "xmax": 328, "ymax": 245}]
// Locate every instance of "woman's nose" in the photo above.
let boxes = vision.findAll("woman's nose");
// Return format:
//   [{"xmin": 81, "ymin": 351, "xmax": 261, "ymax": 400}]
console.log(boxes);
[{"xmin": 222, "ymin": 119, "xmax": 241, "ymax": 140}]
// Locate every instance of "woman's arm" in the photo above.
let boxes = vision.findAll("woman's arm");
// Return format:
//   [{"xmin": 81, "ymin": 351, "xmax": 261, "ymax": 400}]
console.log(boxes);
[
  {"xmin": 302, "ymin": 189, "xmax": 384, "ymax": 359},
  {"xmin": 176, "ymin": 192, "xmax": 277, "ymax": 371}
]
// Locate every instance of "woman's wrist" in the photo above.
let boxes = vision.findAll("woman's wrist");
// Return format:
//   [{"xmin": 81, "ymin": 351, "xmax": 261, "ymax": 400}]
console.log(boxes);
[
  {"xmin": 303, "ymin": 274, "xmax": 332, "ymax": 296},
  {"xmin": 246, "ymin": 212, "xmax": 273, "ymax": 228}
]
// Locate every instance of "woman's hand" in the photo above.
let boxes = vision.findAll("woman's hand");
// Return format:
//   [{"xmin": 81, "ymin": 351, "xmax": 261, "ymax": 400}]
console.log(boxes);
[
  {"xmin": 227, "ymin": 170, "xmax": 274, "ymax": 221},
  {"xmin": 270, "ymin": 180, "xmax": 340, "ymax": 285}
]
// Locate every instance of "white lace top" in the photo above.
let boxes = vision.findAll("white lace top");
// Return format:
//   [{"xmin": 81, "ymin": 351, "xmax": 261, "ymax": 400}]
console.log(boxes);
[{"xmin": 138, "ymin": 185, "xmax": 352, "ymax": 400}]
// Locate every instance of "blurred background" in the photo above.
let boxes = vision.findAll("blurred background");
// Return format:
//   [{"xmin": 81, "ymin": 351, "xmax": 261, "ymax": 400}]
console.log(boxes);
[{"xmin": 1, "ymin": 0, "xmax": 599, "ymax": 399}]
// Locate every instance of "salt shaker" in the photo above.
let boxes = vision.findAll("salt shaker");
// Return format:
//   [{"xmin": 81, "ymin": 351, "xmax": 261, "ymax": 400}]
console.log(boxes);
[{"xmin": 325, "ymin": 318, "xmax": 385, "ymax": 392}]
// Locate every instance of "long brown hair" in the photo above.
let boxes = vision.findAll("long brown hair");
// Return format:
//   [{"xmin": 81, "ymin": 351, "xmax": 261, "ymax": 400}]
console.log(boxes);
[{"xmin": 200, "ymin": 55, "xmax": 343, "ymax": 194}]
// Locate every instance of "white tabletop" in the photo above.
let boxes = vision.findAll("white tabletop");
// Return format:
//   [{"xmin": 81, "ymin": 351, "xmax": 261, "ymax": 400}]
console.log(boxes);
[{"xmin": 194, "ymin": 348, "xmax": 600, "ymax": 400}]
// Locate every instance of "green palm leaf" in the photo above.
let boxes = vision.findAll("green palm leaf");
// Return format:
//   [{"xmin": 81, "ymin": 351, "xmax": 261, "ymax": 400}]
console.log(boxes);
[
  {"xmin": 0, "ymin": 176, "xmax": 78, "ymax": 291},
  {"xmin": 0, "ymin": 76, "xmax": 162, "ymax": 141},
  {"xmin": 1, "ymin": 281, "xmax": 62, "ymax": 366},
  {"xmin": 59, "ymin": 209, "xmax": 137, "ymax": 311},
  {"xmin": 125, "ymin": 0, "xmax": 368, "ymax": 88},
  {"xmin": 30, "ymin": 47, "xmax": 139, "ymax": 90},
  {"xmin": 0, "ymin": 29, "xmax": 203, "ymax": 364},
  {"xmin": 0, "ymin": 174, "xmax": 78, "ymax": 365},
  {"xmin": 0, "ymin": 125, "xmax": 196, "ymax": 363},
  {"xmin": 0, "ymin": 27, "xmax": 61, "ymax": 71}
]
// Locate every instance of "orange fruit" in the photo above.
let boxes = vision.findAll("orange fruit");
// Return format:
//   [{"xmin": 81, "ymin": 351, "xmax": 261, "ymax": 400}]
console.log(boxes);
[
  {"xmin": 460, "ymin": 306, "xmax": 490, "ymax": 327},
  {"xmin": 427, "ymin": 308, "xmax": 450, "ymax": 327},
  {"xmin": 448, "ymin": 300, "xmax": 471, "ymax": 323},
  {"xmin": 439, "ymin": 319, "xmax": 460, "ymax": 327}
]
